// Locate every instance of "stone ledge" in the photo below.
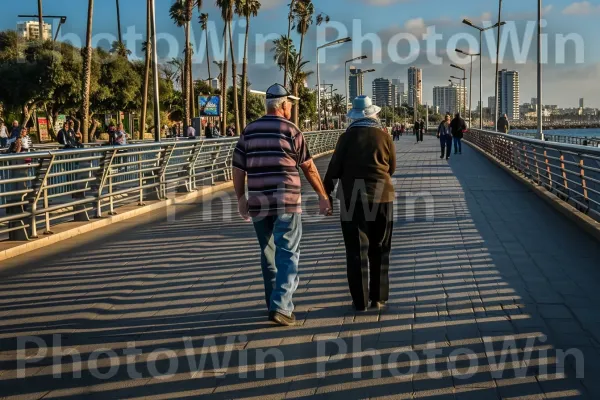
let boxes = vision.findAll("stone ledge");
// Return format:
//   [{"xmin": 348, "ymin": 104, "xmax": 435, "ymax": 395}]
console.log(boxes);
[{"xmin": 464, "ymin": 140, "xmax": 600, "ymax": 244}]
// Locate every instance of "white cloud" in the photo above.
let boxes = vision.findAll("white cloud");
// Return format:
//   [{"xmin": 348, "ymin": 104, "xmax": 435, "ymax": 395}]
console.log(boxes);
[
  {"xmin": 562, "ymin": 1, "xmax": 600, "ymax": 15},
  {"xmin": 260, "ymin": 0, "xmax": 285, "ymax": 10},
  {"xmin": 404, "ymin": 18, "xmax": 427, "ymax": 36}
]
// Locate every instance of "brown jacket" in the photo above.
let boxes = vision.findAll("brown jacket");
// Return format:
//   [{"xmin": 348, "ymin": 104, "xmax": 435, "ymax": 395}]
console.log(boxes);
[{"xmin": 324, "ymin": 125, "xmax": 396, "ymax": 204}]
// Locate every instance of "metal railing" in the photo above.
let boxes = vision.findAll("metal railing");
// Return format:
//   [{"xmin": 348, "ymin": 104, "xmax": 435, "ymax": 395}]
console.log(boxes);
[
  {"xmin": 0, "ymin": 130, "xmax": 342, "ymax": 241},
  {"xmin": 465, "ymin": 129, "xmax": 600, "ymax": 223},
  {"xmin": 509, "ymin": 131, "xmax": 600, "ymax": 147}
]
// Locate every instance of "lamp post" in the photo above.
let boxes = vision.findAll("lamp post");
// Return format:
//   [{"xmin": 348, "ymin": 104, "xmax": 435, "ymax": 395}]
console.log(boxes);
[
  {"xmin": 413, "ymin": 79, "xmax": 421, "ymax": 123},
  {"xmin": 345, "ymin": 55, "xmax": 367, "ymax": 112},
  {"xmin": 150, "ymin": 0, "xmax": 161, "ymax": 141},
  {"xmin": 455, "ymin": 48, "xmax": 480, "ymax": 128},
  {"xmin": 462, "ymin": 19, "xmax": 506, "ymax": 129},
  {"xmin": 317, "ymin": 37, "xmax": 352, "ymax": 130},
  {"xmin": 451, "ymin": 64, "xmax": 466, "ymax": 116},
  {"xmin": 537, "ymin": 0, "xmax": 544, "ymax": 140}
]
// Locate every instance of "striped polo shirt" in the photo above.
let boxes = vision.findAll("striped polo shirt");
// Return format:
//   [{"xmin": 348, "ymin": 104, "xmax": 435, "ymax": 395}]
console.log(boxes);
[{"xmin": 232, "ymin": 115, "xmax": 312, "ymax": 217}]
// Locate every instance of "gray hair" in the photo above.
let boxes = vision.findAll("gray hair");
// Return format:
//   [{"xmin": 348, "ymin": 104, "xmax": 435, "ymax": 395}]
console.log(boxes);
[{"xmin": 266, "ymin": 97, "xmax": 286, "ymax": 113}]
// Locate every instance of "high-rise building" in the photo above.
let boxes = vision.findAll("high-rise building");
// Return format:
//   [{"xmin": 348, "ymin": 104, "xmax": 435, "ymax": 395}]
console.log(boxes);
[
  {"xmin": 498, "ymin": 69, "xmax": 520, "ymax": 121},
  {"xmin": 17, "ymin": 20, "xmax": 52, "ymax": 41},
  {"xmin": 349, "ymin": 67, "xmax": 364, "ymax": 101},
  {"xmin": 408, "ymin": 67, "xmax": 422, "ymax": 107},
  {"xmin": 580, "ymin": 98, "xmax": 585, "ymax": 108},
  {"xmin": 488, "ymin": 96, "xmax": 496, "ymax": 116},
  {"xmin": 433, "ymin": 84, "xmax": 466, "ymax": 116},
  {"xmin": 372, "ymin": 78, "xmax": 392, "ymax": 107},
  {"xmin": 391, "ymin": 79, "xmax": 405, "ymax": 106}
]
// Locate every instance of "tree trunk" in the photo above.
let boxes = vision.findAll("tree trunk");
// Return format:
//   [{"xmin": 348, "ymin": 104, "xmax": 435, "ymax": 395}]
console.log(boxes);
[
  {"xmin": 221, "ymin": 24, "xmax": 229, "ymax": 135},
  {"xmin": 206, "ymin": 35, "xmax": 212, "ymax": 80},
  {"xmin": 183, "ymin": 22, "xmax": 191, "ymax": 132},
  {"xmin": 82, "ymin": 0, "xmax": 94, "ymax": 143},
  {"xmin": 228, "ymin": 22, "xmax": 240, "ymax": 135},
  {"xmin": 291, "ymin": 33, "xmax": 306, "ymax": 126},
  {"xmin": 140, "ymin": 0, "xmax": 151, "ymax": 140},
  {"xmin": 241, "ymin": 16, "xmax": 250, "ymax": 129},
  {"xmin": 116, "ymin": 0, "xmax": 123, "ymax": 44},
  {"xmin": 189, "ymin": 47, "xmax": 195, "ymax": 120},
  {"xmin": 283, "ymin": 0, "xmax": 295, "ymax": 88}
]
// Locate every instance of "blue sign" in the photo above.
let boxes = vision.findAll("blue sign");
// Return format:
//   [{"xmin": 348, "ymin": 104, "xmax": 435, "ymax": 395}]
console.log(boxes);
[{"xmin": 198, "ymin": 96, "xmax": 221, "ymax": 117}]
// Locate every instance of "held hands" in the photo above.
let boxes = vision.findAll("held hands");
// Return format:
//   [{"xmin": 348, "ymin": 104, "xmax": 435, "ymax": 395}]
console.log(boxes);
[
  {"xmin": 237, "ymin": 196, "xmax": 251, "ymax": 222},
  {"xmin": 319, "ymin": 196, "xmax": 333, "ymax": 216}
]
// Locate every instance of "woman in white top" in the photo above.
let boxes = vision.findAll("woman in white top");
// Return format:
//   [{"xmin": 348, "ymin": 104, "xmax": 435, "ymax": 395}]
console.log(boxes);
[
  {"xmin": 18, "ymin": 128, "xmax": 32, "ymax": 152},
  {"xmin": 0, "ymin": 122, "xmax": 7, "ymax": 148}
]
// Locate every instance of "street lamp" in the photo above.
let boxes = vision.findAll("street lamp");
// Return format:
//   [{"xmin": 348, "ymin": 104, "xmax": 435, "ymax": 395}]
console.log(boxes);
[
  {"xmin": 537, "ymin": 0, "xmax": 544, "ymax": 140},
  {"xmin": 354, "ymin": 69, "xmax": 375, "ymax": 96},
  {"xmin": 462, "ymin": 19, "xmax": 506, "ymax": 129},
  {"xmin": 345, "ymin": 55, "xmax": 367, "ymax": 112},
  {"xmin": 317, "ymin": 37, "xmax": 352, "ymax": 130},
  {"xmin": 451, "ymin": 64, "xmax": 466, "ymax": 116},
  {"xmin": 456, "ymin": 48, "xmax": 480, "ymax": 128}
]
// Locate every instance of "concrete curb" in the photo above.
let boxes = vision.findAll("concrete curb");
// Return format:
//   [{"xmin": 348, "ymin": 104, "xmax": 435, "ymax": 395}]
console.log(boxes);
[
  {"xmin": 465, "ymin": 140, "xmax": 600, "ymax": 243},
  {"xmin": 0, "ymin": 150, "xmax": 335, "ymax": 262}
]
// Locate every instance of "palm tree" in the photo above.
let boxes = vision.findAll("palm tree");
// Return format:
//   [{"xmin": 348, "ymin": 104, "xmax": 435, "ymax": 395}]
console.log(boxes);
[
  {"xmin": 81, "ymin": 0, "xmax": 94, "ymax": 143},
  {"xmin": 271, "ymin": 35, "xmax": 295, "ymax": 72},
  {"xmin": 140, "ymin": 0, "xmax": 152, "ymax": 139},
  {"xmin": 283, "ymin": 0, "xmax": 296, "ymax": 88},
  {"xmin": 216, "ymin": 0, "xmax": 234, "ymax": 135},
  {"xmin": 228, "ymin": 17, "xmax": 240, "ymax": 134},
  {"xmin": 235, "ymin": 0, "xmax": 261, "ymax": 129},
  {"xmin": 330, "ymin": 93, "xmax": 345, "ymax": 115},
  {"xmin": 170, "ymin": 1, "xmax": 201, "ymax": 131},
  {"xmin": 199, "ymin": 13, "xmax": 211, "ymax": 80}
]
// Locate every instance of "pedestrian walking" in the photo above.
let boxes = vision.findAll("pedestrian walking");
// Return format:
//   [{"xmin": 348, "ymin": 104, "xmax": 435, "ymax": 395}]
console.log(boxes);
[
  {"xmin": 232, "ymin": 83, "xmax": 332, "ymax": 326},
  {"xmin": 0, "ymin": 122, "xmax": 8, "ymax": 148},
  {"xmin": 437, "ymin": 114, "xmax": 453, "ymax": 160},
  {"xmin": 450, "ymin": 113, "xmax": 466, "ymax": 155},
  {"xmin": 226, "ymin": 124, "xmax": 235, "ymax": 137},
  {"xmin": 414, "ymin": 120, "xmax": 421, "ymax": 143},
  {"xmin": 324, "ymin": 95, "xmax": 396, "ymax": 312},
  {"xmin": 497, "ymin": 113, "xmax": 510, "ymax": 134},
  {"xmin": 58, "ymin": 122, "xmax": 75, "ymax": 149}
]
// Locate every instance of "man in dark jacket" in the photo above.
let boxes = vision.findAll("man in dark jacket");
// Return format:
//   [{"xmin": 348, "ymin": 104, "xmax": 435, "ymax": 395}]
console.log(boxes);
[
  {"xmin": 324, "ymin": 95, "xmax": 396, "ymax": 312},
  {"xmin": 450, "ymin": 112, "xmax": 467, "ymax": 155},
  {"xmin": 497, "ymin": 114, "xmax": 510, "ymax": 133},
  {"xmin": 414, "ymin": 120, "xmax": 421, "ymax": 143}
]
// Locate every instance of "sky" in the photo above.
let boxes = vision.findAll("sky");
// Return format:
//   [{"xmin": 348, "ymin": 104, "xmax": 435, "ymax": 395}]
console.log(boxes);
[{"xmin": 1, "ymin": 0, "xmax": 599, "ymax": 108}]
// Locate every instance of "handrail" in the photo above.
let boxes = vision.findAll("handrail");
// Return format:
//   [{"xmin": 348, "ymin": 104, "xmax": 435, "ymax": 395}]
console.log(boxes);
[
  {"xmin": 0, "ymin": 130, "xmax": 343, "ymax": 241},
  {"xmin": 465, "ymin": 129, "xmax": 600, "ymax": 224}
]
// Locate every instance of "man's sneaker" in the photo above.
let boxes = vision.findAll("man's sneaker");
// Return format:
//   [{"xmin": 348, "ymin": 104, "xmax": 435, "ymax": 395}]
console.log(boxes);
[{"xmin": 268, "ymin": 311, "xmax": 296, "ymax": 326}]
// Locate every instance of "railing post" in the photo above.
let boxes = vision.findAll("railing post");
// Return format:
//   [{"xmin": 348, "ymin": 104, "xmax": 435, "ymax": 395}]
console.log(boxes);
[
  {"xmin": 544, "ymin": 149, "xmax": 552, "ymax": 189},
  {"xmin": 533, "ymin": 147, "xmax": 541, "ymax": 184},
  {"xmin": 560, "ymin": 152, "xmax": 569, "ymax": 198},
  {"xmin": 580, "ymin": 157, "xmax": 588, "ymax": 211},
  {"xmin": 94, "ymin": 149, "xmax": 118, "ymax": 218}
]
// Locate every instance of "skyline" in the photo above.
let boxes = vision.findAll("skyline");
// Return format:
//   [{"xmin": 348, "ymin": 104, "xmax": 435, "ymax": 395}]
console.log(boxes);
[{"xmin": 1, "ymin": 0, "xmax": 598, "ymax": 108}]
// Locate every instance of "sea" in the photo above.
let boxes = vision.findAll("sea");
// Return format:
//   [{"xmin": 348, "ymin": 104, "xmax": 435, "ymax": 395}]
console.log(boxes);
[{"xmin": 510, "ymin": 128, "xmax": 600, "ymax": 138}]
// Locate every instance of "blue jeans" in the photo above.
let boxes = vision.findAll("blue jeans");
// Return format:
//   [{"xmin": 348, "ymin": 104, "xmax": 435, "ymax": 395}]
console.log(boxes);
[
  {"xmin": 252, "ymin": 213, "xmax": 302, "ymax": 317},
  {"xmin": 0, "ymin": 137, "xmax": 6, "ymax": 148},
  {"xmin": 453, "ymin": 137, "xmax": 462, "ymax": 153}
]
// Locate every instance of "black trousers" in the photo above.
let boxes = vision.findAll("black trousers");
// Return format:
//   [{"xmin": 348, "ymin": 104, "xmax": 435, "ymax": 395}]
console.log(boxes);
[{"xmin": 340, "ymin": 201, "xmax": 394, "ymax": 309}]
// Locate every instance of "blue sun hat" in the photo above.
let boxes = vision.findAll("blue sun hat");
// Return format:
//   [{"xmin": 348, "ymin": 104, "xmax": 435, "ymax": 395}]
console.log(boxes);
[{"xmin": 347, "ymin": 96, "xmax": 381, "ymax": 120}]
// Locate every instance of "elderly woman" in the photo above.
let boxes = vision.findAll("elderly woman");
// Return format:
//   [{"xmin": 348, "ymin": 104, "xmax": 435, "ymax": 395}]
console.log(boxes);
[{"xmin": 324, "ymin": 96, "xmax": 396, "ymax": 311}]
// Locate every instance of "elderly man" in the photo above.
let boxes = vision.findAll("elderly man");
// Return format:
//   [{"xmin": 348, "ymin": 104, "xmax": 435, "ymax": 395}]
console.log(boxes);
[
  {"xmin": 232, "ymin": 83, "xmax": 331, "ymax": 326},
  {"xmin": 324, "ymin": 96, "xmax": 396, "ymax": 311}
]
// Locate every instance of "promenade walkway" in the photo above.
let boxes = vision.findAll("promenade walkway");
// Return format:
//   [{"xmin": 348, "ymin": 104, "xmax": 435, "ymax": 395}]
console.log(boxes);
[{"xmin": 1, "ymin": 135, "xmax": 600, "ymax": 399}]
